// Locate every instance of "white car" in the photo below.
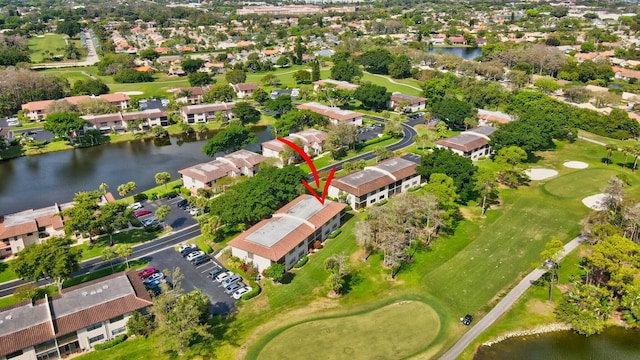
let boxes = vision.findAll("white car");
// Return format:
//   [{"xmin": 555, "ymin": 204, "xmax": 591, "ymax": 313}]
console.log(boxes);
[
  {"xmin": 189, "ymin": 207, "xmax": 201, "ymax": 216},
  {"xmin": 178, "ymin": 243, "xmax": 197, "ymax": 253},
  {"xmin": 232, "ymin": 286, "xmax": 252, "ymax": 300},
  {"xmin": 224, "ymin": 282, "xmax": 244, "ymax": 294},
  {"xmin": 186, "ymin": 250, "xmax": 205, "ymax": 261},
  {"xmin": 215, "ymin": 271, "xmax": 234, "ymax": 283},
  {"xmin": 127, "ymin": 202, "xmax": 143, "ymax": 210},
  {"xmin": 221, "ymin": 274, "xmax": 242, "ymax": 287},
  {"xmin": 143, "ymin": 272, "xmax": 164, "ymax": 284}
]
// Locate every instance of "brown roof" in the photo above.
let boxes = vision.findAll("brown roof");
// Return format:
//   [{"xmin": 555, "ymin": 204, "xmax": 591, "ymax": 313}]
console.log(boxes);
[
  {"xmin": 229, "ymin": 195, "xmax": 346, "ymax": 262},
  {"xmin": 121, "ymin": 109, "xmax": 167, "ymax": 121},
  {"xmin": 179, "ymin": 160, "xmax": 237, "ymax": 184},
  {"xmin": 64, "ymin": 96, "xmax": 91, "ymax": 105},
  {"xmin": 21, "ymin": 100, "xmax": 54, "ymax": 112},
  {"xmin": 0, "ymin": 217, "xmax": 38, "ymax": 239},
  {"xmin": 99, "ymin": 93, "xmax": 130, "ymax": 102},
  {"xmin": 0, "ymin": 322, "xmax": 54, "ymax": 357},
  {"xmin": 82, "ymin": 113, "xmax": 124, "ymax": 124},
  {"xmin": 436, "ymin": 135, "xmax": 488, "ymax": 152},
  {"xmin": 296, "ymin": 102, "xmax": 363, "ymax": 122},
  {"xmin": 390, "ymin": 93, "xmax": 427, "ymax": 105},
  {"xmin": 331, "ymin": 158, "xmax": 418, "ymax": 197},
  {"xmin": 234, "ymin": 82, "xmax": 259, "ymax": 92}
]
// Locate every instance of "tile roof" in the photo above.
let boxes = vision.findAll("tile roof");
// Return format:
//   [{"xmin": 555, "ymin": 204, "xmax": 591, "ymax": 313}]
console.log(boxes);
[
  {"xmin": 21, "ymin": 100, "xmax": 54, "ymax": 112},
  {"xmin": 181, "ymin": 102, "xmax": 236, "ymax": 115},
  {"xmin": 0, "ymin": 205, "xmax": 63, "ymax": 240},
  {"xmin": 436, "ymin": 134, "xmax": 488, "ymax": 152},
  {"xmin": 331, "ymin": 157, "xmax": 418, "ymax": 196},
  {"xmin": 0, "ymin": 270, "xmax": 151, "ymax": 357},
  {"xmin": 229, "ymin": 195, "xmax": 346, "ymax": 261},
  {"xmin": 178, "ymin": 149, "xmax": 266, "ymax": 184},
  {"xmin": 297, "ymin": 102, "xmax": 363, "ymax": 122},
  {"xmin": 234, "ymin": 82, "xmax": 259, "ymax": 92},
  {"xmin": 390, "ymin": 93, "xmax": 427, "ymax": 105},
  {"xmin": 99, "ymin": 93, "xmax": 130, "ymax": 102}
]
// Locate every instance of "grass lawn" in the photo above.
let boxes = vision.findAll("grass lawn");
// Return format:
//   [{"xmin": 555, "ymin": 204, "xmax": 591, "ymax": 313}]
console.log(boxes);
[
  {"xmin": 63, "ymin": 259, "xmax": 148, "ymax": 288},
  {"xmin": 0, "ymin": 261, "xmax": 17, "ymax": 283},
  {"xmin": 29, "ymin": 34, "xmax": 69, "ymax": 63},
  {"xmin": 78, "ymin": 229, "xmax": 161, "ymax": 261},
  {"xmin": 362, "ymin": 73, "xmax": 423, "ymax": 96},
  {"xmin": 255, "ymin": 301, "xmax": 440, "ymax": 360},
  {"xmin": 542, "ymin": 168, "xmax": 624, "ymax": 198}
]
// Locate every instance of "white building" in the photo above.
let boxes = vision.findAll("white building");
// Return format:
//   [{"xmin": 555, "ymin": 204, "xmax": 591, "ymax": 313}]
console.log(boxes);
[
  {"xmin": 327, "ymin": 157, "xmax": 421, "ymax": 210},
  {"xmin": 178, "ymin": 149, "xmax": 267, "ymax": 194},
  {"xmin": 388, "ymin": 93, "xmax": 427, "ymax": 112},
  {"xmin": 435, "ymin": 126, "xmax": 497, "ymax": 161},
  {"xmin": 0, "ymin": 270, "xmax": 152, "ymax": 360},
  {"xmin": 297, "ymin": 102, "xmax": 363, "ymax": 126},
  {"xmin": 261, "ymin": 129, "xmax": 328, "ymax": 166},
  {"xmin": 0, "ymin": 205, "xmax": 65, "ymax": 259},
  {"xmin": 229, "ymin": 195, "xmax": 346, "ymax": 272},
  {"xmin": 180, "ymin": 102, "xmax": 236, "ymax": 124},
  {"xmin": 82, "ymin": 109, "xmax": 169, "ymax": 133}
]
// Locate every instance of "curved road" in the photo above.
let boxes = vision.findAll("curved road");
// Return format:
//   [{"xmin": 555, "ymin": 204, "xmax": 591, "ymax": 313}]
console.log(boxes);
[{"xmin": 439, "ymin": 234, "xmax": 586, "ymax": 360}]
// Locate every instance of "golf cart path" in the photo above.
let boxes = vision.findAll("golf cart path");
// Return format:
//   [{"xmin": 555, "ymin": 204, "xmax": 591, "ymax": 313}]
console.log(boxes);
[
  {"xmin": 365, "ymin": 72, "xmax": 423, "ymax": 92},
  {"xmin": 439, "ymin": 234, "xmax": 586, "ymax": 360}
]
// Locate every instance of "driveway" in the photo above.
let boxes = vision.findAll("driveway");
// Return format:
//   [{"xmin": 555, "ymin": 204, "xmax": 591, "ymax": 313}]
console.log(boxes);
[
  {"xmin": 144, "ymin": 247, "xmax": 237, "ymax": 315},
  {"xmin": 139, "ymin": 196, "xmax": 197, "ymax": 230}
]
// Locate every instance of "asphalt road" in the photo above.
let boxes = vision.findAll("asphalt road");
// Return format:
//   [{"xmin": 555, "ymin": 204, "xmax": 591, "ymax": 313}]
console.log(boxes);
[{"xmin": 438, "ymin": 234, "xmax": 587, "ymax": 360}]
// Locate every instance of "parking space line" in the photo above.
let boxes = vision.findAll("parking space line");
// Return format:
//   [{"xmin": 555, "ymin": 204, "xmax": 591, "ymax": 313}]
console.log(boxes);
[
  {"xmin": 201, "ymin": 264, "xmax": 219, "ymax": 273},
  {"xmin": 195, "ymin": 260, "xmax": 213, "ymax": 269}
]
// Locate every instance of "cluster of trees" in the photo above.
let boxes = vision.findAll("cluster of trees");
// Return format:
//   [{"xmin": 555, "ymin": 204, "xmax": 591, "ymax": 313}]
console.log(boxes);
[
  {"xmin": 481, "ymin": 44, "xmax": 566, "ymax": 77},
  {"xmin": 557, "ymin": 178, "xmax": 640, "ymax": 335},
  {"xmin": 558, "ymin": 59, "xmax": 614, "ymax": 84},
  {"xmin": 96, "ymin": 53, "xmax": 135, "ymax": 76},
  {"xmin": 113, "ymin": 68, "xmax": 154, "ymax": 83},
  {"xmin": 325, "ymin": 122, "xmax": 359, "ymax": 159},
  {"xmin": 355, "ymin": 48, "xmax": 412, "ymax": 79},
  {"xmin": 0, "ymin": 69, "xmax": 68, "ymax": 116},
  {"xmin": 202, "ymin": 125, "xmax": 257, "ymax": 156},
  {"xmin": 273, "ymin": 109, "xmax": 327, "ymax": 135},
  {"xmin": 0, "ymin": 34, "xmax": 30, "ymax": 66},
  {"xmin": 353, "ymin": 83, "xmax": 390, "ymax": 111},
  {"xmin": 43, "ymin": 112, "xmax": 88, "ymax": 143},
  {"xmin": 417, "ymin": 148, "xmax": 478, "ymax": 203},
  {"xmin": 208, "ymin": 165, "xmax": 306, "ymax": 225},
  {"xmin": 71, "ymin": 78, "xmax": 110, "ymax": 96},
  {"xmin": 203, "ymin": 84, "xmax": 236, "ymax": 103},
  {"xmin": 63, "ymin": 190, "xmax": 130, "ymax": 245},
  {"xmin": 354, "ymin": 191, "xmax": 443, "ymax": 277},
  {"xmin": 330, "ymin": 51, "xmax": 363, "ymax": 83}
]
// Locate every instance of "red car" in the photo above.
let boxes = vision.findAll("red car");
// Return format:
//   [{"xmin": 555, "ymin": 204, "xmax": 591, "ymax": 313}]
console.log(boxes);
[
  {"xmin": 133, "ymin": 209, "xmax": 152, "ymax": 218},
  {"xmin": 138, "ymin": 267, "xmax": 157, "ymax": 279}
]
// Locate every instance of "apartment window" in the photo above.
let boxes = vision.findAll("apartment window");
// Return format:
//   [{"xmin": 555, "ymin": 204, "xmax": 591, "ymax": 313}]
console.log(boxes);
[
  {"xmin": 247, "ymin": 252, "xmax": 254, "ymax": 260},
  {"xmin": 6, "ymin": 350, "xmax": 23, "ymax": 359},
  {"xmin": 86, "ymin": 322, "xmax": 103, "ymax": 331},
  {"xmin": 110, "ymin": 315, "xmax": 124, "ymax": 323},
  {"xmin": 111, "ymin": 327, "xmax": 126, "ymax": 336},
  {"xmin": 88, "ymin": 334, "xmax": 105, "ymax": 344}
]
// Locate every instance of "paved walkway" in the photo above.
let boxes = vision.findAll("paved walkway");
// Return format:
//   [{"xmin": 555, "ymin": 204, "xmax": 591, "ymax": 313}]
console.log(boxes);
[
  {"xmin": 439, "ymin": 234, "xmax": 587, "ymax": 360},
  {"xmin": 578, "ymin": 135, "xmax": 606, "ymax": 146}
]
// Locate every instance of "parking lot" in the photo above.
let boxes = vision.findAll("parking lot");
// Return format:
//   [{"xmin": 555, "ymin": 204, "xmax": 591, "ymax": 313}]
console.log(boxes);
[
  {"xmin": 145, "ymin": 247, "xmax": 238, "ymax": 315},
  {"xmin": 135, "ymin": 196, "xmax": 198, "ymax": 230},
  {"xmin": 358, "ymin": 123, "xmax": 384, "ymax": 142}
]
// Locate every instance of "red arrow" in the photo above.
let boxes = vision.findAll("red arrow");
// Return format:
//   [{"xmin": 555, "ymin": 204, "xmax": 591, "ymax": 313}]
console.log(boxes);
[{"xmin": 277, "ymin": 137, "xmax": 336, "ymax": 205}]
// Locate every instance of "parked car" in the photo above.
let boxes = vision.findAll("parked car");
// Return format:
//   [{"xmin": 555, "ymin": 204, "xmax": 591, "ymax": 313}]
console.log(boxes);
[
  {"xmin": 224, "ymin": 282, "xmax": 244, "ymax": 294},
  {"xmin": 232, "ymin": 286, "xmax": 253, "ymax": 300},
  {"xmin": 138, "ymin": 267, "xmax": 157, "ymax": 279},
  {"xmin": 208, "ymin": 268, "xmax": 225, "ymax": 279},
  {"xmin": 178, "ymin": 244, "xmax": 198, "ymax": 254},
  {"xmin": 145, "ymin": 278, "xmax": 167, "ymax": 289},
  {"xmin": 186, "ymin": 250, "xmax": 205, "ymax": 261},
  {"xmin": 215, "ymin": 271, "xmax": 234, "ymax": 283},
  {"xmin": 221, "ymin": 274, "xmax": 242, "ymax": 287},
  {"xmin": 133, "ymin": 209, "xmax": 152, "ymax": 218},
  {"xmin": 189, "ymin": 207, "xmax": 201, "ymax": 216},
  {"xmin": 461, "ymin": 314, "xmax": 473, "ymax": 326},
  {"xmin": 176, "ymin": 199, "xmax": 188, "ymax": 208},
  {"xmin": 165, "ymin": 192, "xmax": 178, "ymax": 199},
  {"xmin": 127, "ymin": 202, "xmax": 143, "ymax": 210},
  {"xmin": 192, "ymin": 255, "xmax": 210, "ymax": 266},
  {"xmin": 181, "ymin": 247, "xmax": 199, "ymax": 257},
  {"xmin": 143, "ymin": 272, "xmax": 164, "ymax": 284},
  {"xmin": 142, "ymin": 217, "xmax": 158, "ymax": 227}
]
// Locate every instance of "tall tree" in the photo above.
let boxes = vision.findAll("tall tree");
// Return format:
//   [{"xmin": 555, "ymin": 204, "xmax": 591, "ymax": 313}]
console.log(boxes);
[
  {"xmin": 417, "ymin": 148, "xmax": 477, "ymax": 202},
  {"xmin": 353, "ymin": 83, "xmax": 390, "ymax": 111},
  {"xmin": 204, "ymin": 84, "xmax": 236, "ymax": 103},
  {"xmin": 181, "ymin": 58, "xmax": 205, "ymax": 74},
  {"xmin": 97, "ymin": 202, "xmax": 128, "ymax": 246},
  {"xmin": 102, "ymin": 247, "xmax": 118, "ymax": 273},
  {"xmin": 202, "ymin": 126, "xmax": 257, "ymax": 156},
  {"xmin": 494, "ymin": 146, "xmax": 528, "ymax": 188},
  {"xmin": 474, "ymin": 167, "xmax": 499, "ymax": 216},
  {"xmin": 155, "ymin": 172, "xmax": 171, "ymax": 190},
  {"xmin": 117, "ymin": 181, "xmax": 137, "ymax": 199},
  {"xmin": 64, "ymin": 191, "xmax": 101, "ymax": 242},
  {"xmin": 431, "ymin": 98, "xmax": 474, "ymax": 129},
  {"xmin": 225, "ymin": 69, "xmax": 247, "ymax": 84},
  {"xmin": 11, "ymin": 237, "xmax": 81, "ymax": 292},
  {"xmin": 43, "ymin": 112, "xmax": 87, "ymax": 143},
  {"xmin": 116, "ymin": 244, "xmax": 133, "ymax": 269},
  {"xmin": 311, "ymin": 60, "xmax": 321, "ymax": 81},
  {"xmin": 155, "ymin": 205, "xmax": 172, "ymax": 227}
]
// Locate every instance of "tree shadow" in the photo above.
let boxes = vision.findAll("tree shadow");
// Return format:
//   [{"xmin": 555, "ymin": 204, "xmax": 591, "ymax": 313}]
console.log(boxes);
[
  {"xmin": 279, "ymin": 272, "xmax": 295, "ymax": 284},
  {"xmin": 0, "ymin": 261, "xmax": 8, "ymax": 274},
  {"xmin": 341, "ymin": 270, "xmax": 363, "ymax": 295}
]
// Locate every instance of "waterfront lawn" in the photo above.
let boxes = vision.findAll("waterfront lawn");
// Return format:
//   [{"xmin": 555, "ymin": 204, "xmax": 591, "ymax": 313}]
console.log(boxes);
[{"xmin": 79, "ymin": 229, "xmax": 161, "ymax": 261}]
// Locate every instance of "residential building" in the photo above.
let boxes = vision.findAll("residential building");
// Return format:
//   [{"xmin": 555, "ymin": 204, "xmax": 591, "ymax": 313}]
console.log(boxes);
[
  {"xmin": 21, "ymin": 94, "xmax": 131, "ymax": 122},
  {"xmin": 180, "ymin": 102, "xmax": 236, "ymax": 124},
  {"xmin": 612, "ymin": 66, "xmax": 640, "ymax": 81},
  {"xmin": 229, "ymin": 194, "xmax": 346, "ymax": 272},
  {"xmin": 435, "ymin": 126, "xmax": 497, "ymax": 161},
  {"xmin": 270, "ymin": 88, "xmax": 299, "ymax": 100},
  {"xmin": 178, "ymin": 149, "xmax": 267, "ymax": 193},
  {"xmin": 297, "ymin": 102, "xmax": 363, "ymax": 126},
  {"xmin": 139, "ymin": 98, "xmax": 169, "ymax": 111},
  {"xmin": 327, "ymin": 157, "xmax": 421, "ymax": 210},
  {"xmin": 476, "ymin": 109, "xmax": 514, "ymax": 126},
  {"xmin": 261, "ymin": 129, "xmax": 328, "ymax": 165},
  {"xmin": 0, "ymin": 270, "xmax": 153, "ymax": 360},
  {"xmin": 82, "ymin": 109, "xmax": 169, "ymax": 133},
  {"xmin": 232, "ymin": 82, "xmax": 259, "ymax": 98},
  {"xmin": 0, "ymin": 205, "xmax": 65, "ymax": 259},
  {"xmin": 312, "ymin": 79, "xmax": 359, "ymax": 91},
  {"xmin": 171, "ymin": 87, "xmax": 208, "ymax": 104},
  {"xmin": 387, "ymin": 93, "xmax": 427, "ymax": 112}
]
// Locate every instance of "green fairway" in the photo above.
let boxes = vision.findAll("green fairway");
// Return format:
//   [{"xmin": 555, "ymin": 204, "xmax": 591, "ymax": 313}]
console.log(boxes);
[
  {"xmin": 362, "ymin": 73, "xmax": 423, "ymax": 96},
  {"xmin": 543, "ymin": 168, "xmax": 623, "ymax": 198},
  {"xmin": 256, "ymin": 301, "xmax": 440, "ymax": 360},
  {"xmin": 29, "ymin": 34, "xmax": 70, "ymax": 63}
]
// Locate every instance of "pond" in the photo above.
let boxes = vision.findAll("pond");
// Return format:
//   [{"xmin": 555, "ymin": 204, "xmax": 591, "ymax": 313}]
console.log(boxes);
[
  {"xmin": 473, "ymin": 327, "xmax": 640, "ymax": 360},
  {"xmin": 0, "ymin": 126, "xmax": 273, "ymax": 215}
]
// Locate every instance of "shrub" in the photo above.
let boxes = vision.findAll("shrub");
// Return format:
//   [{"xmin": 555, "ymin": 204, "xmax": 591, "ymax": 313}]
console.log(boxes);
[
  {"xmin": 327, "ymin": 229, "xmax": 342, "ymax": 239},
  {"xmin": 242, "ymin": 284, "xmax": 262, "ymax": 300},
  {"xmin": 133, "ymin": 193, "xmax": 148, "ymax": 202},
  {"xmin": 294, "ymin": 255, "xmax": 308, "ymax": 268},
  {"xmin": 407, "ymin": 185, "xmax": 421, "ymax": 192},
  {"xmin": 616, "ymin": 173, "xmax": 632, "ymax": 186},
  {"xmin": 313, "ymin": 240, "xmax": 322, "ymax": 249},
  {"xmin": 344, "ymin": 205, "xmax": 353, "ymax": 211},
  {"xmin": 94, "ymin": 334, "xmax": 127, "ymax": 350},
  {"xmin": 374, "ymin": 199, "xmax": 388, "ymax": 206},
  {"xmin": 357, "ymin": 134, "xmax": 393, "ymax": 149}
]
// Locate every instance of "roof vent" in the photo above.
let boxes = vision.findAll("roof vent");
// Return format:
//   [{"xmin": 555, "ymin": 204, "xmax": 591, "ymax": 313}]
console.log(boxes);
[
  {"xmin": 5, "ymin": 314, "xmax": 12, "ymax": 320},
  {"xmin": 90, "ymin": 291, "xmax": 96, "ymax": 295},
  {"xmin": 0, "ymin": 319, "xmax": 3, "ymax": 324},
  {"xmin": 96, "ymin": 288, "xmax": 102, "ymax": 293},
  {"xmin": 82, "ymin": 292, "xmax": 88, "ymax": 296},
  {"xmin": 102, "ymin": 285, "xmax": 109, "ymax": 290}
]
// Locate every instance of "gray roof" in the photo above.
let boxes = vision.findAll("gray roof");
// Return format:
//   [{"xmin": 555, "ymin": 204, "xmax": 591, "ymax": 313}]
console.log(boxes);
[
  {"xmin": 443, "ymin": 133, "xmax": 485, "ymax": 146},
  {"xmin": 0, "ymin": 301, "xmax": 49, "ymax": 337},
  {"xmin": 50, "ymin": 275, "xmax": 134, "ymax": 318},
  {"xmin": 467, "ymin": 126, "xmax": 497, "ymax": 137}
]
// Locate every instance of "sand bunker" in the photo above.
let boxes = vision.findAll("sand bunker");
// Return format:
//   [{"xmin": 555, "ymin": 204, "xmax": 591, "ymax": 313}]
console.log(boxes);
[
  {"xmin": 526, "ymin": 168, "xmax": 558, "ymax": 181},
  {"xmin": 564, "ymin": 161, "xmax": 589, "ymax": 169},
  {"xmin": 117, "ymin": 91, "xmax": 144, "ymax": 95},
  {"xmin": 582, "ymin": 193, "xmax": 607, "ymax": 210}
]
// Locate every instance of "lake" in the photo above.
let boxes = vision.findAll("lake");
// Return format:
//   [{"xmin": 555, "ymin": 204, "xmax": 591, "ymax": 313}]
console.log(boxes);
[
  {"xmin": 0, "ymin": 126, "xmax": 273, "ymax": 215},
  {"xmin": 473, "ymin": 327, "xmax": 640, "ymax": 360},
  {"xmin": 426, "ymin": 47, "xmax": 483, "ymax": 60}
]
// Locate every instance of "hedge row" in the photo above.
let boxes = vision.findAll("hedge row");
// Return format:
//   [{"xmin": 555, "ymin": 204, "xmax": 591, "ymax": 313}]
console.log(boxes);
[
  {"xmin": 94, "ymin": 334, "xmax": 127, "ymax": 351},
  {"xmin": 293, "ymin": 255, "xmax": 308, "ymax": 268},
  {"xmin": 328, "ymin": 229, "xmax": 342, "ymax": 239},
  {"xmin": 242, "ymin": 284, "xmax": 262, "ymax": 300}
]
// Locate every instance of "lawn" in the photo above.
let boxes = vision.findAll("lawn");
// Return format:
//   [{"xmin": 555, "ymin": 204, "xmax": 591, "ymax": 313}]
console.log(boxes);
[
  {"xmin": 542, "ymin": 168, "xmax": 623, "ymax": 198},
  {"xmin": 29, "ymin": 34, "xmax": 69, "ymax": 63},
  {"xmin": 362, "ymin": 73, "xmax": 423, "ymax": 96},
  {"xmin": 63, "ymin": 259, "xmax": 148, "ymax": 288},
  {"xmin": 255, "ymin": 301, "xmax": 440, "ymax": 360},
  {"xmin": 78, "ymin": 229, "xmax": 161, "ymax": 261}
]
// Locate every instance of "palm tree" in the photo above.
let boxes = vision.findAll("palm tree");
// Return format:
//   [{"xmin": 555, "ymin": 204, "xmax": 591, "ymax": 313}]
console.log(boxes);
[
  {"xmin": 116, "ymin": 244, "xmax": 133, "ymax": 269},
  {"xmin": 99, "ymin": 182, "xmax": 109, "ymax": 194},
  {"xmin": 101, "ymin": 247, "xmax": 117, "ymax": 273}
]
